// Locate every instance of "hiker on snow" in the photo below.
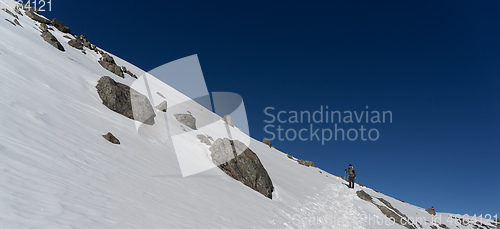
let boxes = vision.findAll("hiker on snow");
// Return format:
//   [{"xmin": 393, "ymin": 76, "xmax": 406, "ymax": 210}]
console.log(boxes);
[{"xmin": 345, "ymin": 164, "xmax": 356, "ymax": 189}]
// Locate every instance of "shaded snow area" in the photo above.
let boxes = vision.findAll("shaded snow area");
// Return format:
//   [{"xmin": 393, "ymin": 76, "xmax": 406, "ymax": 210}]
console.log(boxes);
[{"xmin": 0, "ymin": 3, "xmax": 497, "ymax": 229}]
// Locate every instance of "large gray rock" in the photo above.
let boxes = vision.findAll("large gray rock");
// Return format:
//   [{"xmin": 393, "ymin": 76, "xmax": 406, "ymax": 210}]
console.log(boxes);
[
  {"xmin": 96, "ymin": 76, "xmax": 156, "ymax": 125},
  {"xmin": 174, "ymin": 113, "xmax": 197, "ymax": 130},
  {"xmin": 223, "ymin": 114, "xmax": 234, "ymax": 127},
  {"xmin": 51, "ymin": 18, "xmax": 70, "ymax": 33},
  {"xmin": 98, "ymin": 53, "xmax": 124, "ymax": 78},
  {"xmin": 209, "ymin": 138, "xmax": 274, "ymax": 199},
  {"xmin": 40, "ymin": 31, "xmax": 65, "ymax": 51},
  {"xmin": 25, "ymin": 10, "xmax": 51, "ymax": 24}
]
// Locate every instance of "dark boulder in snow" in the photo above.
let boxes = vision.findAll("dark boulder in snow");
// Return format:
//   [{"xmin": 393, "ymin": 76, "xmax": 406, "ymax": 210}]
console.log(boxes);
[
  {"xmin": 209, "ymin": 138, "xmax": 274, "ymax": 199},
  {"xmin": 98, "ymin": 53, "xmax": 124, "ymax": 78},
  {"xmin": 75, "ymin": 35, "xmax": 92, "ymax": 49},
  {"xmin": 68, "ymin": 38, "xmax": 83, "ymax": 49},
  {"xmin": 96, "ymin": 76, "xmax": 156, "ymax": 125},
  {"xmin": 223, "ymin": 114, "xmax": 234, "ymax": 127},
  {"xmin": 102, "ymin": 132, "xmax": 120, "ymax": 144},
  {"xmin": 51, "ymin": 18, "xmax": 70, "ymax": 33},
  {"xmin": 40, "ymin": 31, "xmax": 65, "ymax": 51},
  {"xmin": 26, "ymin": 10, "xmax": 51, "ymax": 24},
  {"xmin": 174, "ymin": 113, "xmax": 197, "ymax": 130},
  {"xmin": 155, "ymin": 101, "xmax": 168, "ymax": 112}
]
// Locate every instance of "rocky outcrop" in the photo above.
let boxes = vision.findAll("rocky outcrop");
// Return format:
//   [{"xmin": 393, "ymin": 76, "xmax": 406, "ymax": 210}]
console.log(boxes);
[
  {"xmin": 196, "ymin": 134, "xmax": 211, "ymax": 146},
  {"xmin": 96, "ymin": 76, "xmax": 156, "ymax": 125},
  {"xmin": 425, "ymin": 208, "xmax": 436, "ymax": 216},
  {"xmin": 285, "ymin": 152, "xmax": 317, "ymax": 168},
  {"xmin": 262, "ymin": 139, "xmax": 272, "ymax": 147},
  {"xmin": 223, "ymin": 114, "xmax": 234, "ymax": 127},
  {"xmin": 356, "ymin": 191, "xmax": 416, "ymax": 229},
  {"xmin": 209, "ymin": 138, "xmax": 274, "ymax": 199},
  {"xmin": 155, "ymin": 101, "xmax": 168, "ymax": 112},
  {"xmin": 51, "ymin": 18, "xmax": 70, "ymax": 33},
  {"xmin": 39, "ymin": 23, "xmax": 48, "ymax": 32},
  {"xmin": 376, "ymin": 205, "xmax": 413, "ymax": 229},
  {"xmin": 298, "ymin": 159, "xmax": 316, "ymax": 167},
  {"xmin": 94, "ymin": 47, "xmax": 104, "ymax": 55},
  {"xmin": 356, "ymin": 190, "xmax": 373, "ymax": 202},
  {"xmin": 40, "ymin": 31, "xmax": 65, "ymax": 51},
  {"xmin": 121, "ymin": 66, "xmax": 138, "ymax": 79},
  {"xmin": 26, "ymin": 10, "xmax": 51, "ymax": 24},
  {"xmin": 98, "ymin": 53, "xmax": 124, "ymax": 78},
  {"xmin": 67, "ymin": 35, "xmax": 95, "ymax": 50},
  {"xmin": 102, "ymin": 132, "xmax": 120, "ymax": 144},
  {"xmin": 377, "ymin": 198, "xmax": 416, "ymax": 229},
  {"xmin": 68, "ymin": 38, "xmax": 83, "ymax": 49},
  {"xmin": 76, "ymin": 35, "xmax": 92, "ymax": 49},
  {"xmin": 174, "ymin": 113, "xmax": 197, "ymax": 130}
]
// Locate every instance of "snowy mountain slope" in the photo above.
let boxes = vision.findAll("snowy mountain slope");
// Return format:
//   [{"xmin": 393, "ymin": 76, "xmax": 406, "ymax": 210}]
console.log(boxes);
[{"xmin": 0, "ymin": 4, "xmax": 497, "ymax": 229}]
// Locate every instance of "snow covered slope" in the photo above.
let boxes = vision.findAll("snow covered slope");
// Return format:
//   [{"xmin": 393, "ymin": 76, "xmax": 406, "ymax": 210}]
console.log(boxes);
[{"xmin": 0, "ymin": 4, "xmax": 497, "ymax": 229}]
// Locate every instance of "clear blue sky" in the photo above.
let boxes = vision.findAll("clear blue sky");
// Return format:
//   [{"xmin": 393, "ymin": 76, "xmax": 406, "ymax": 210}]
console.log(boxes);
[{"xmin": 44, "ymin": 0, "xmax": 499, "ymax": 216}]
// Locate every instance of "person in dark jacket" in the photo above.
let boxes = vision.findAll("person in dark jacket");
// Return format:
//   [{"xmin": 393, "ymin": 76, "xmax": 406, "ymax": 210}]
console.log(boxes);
[{"xmin": 345, "ymin": 164, "xmax": 356, "ymax": 189}]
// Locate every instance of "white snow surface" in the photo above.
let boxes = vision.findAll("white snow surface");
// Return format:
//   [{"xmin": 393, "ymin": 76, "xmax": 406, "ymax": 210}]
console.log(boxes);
[{"xmin": 0, "ymin": 5, "xmax": 497, "ymax": 229}]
